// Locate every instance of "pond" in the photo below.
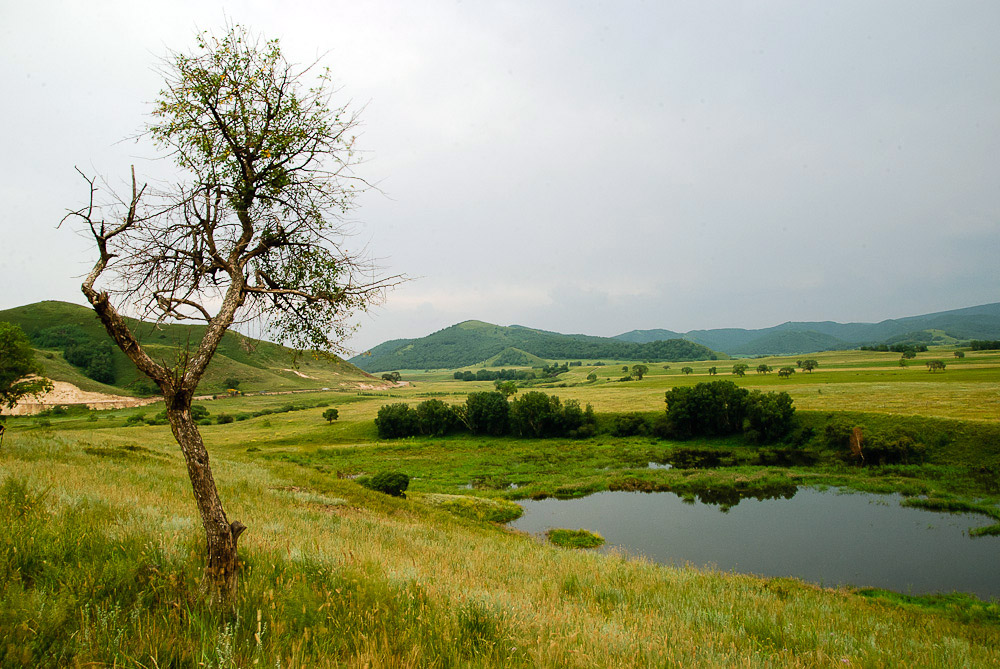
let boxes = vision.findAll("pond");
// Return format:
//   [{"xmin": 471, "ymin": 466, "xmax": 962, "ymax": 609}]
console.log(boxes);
[{"xmin": 510, "ymin": 489, "xmax": 1000, "ymax": 600}]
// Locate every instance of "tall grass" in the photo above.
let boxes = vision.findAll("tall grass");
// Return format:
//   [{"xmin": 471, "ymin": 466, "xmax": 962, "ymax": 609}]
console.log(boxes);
[{"xmin": 2, "ymin": 429, "xmax": 999, "ymax": 667}]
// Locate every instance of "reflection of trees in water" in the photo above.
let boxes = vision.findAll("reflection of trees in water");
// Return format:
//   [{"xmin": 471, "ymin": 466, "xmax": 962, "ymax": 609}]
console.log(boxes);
[{"xmin": 686, "ymin": 480, "xmax": 798, "ymax": 511}]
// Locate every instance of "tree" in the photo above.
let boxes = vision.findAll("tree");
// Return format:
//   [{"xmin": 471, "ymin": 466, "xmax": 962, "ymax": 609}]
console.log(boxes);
[
  {"xmin": 63, "ymin": 26, "xmax": 398, "ymax": 595},
  {"xmin": 707, "ymin": 366, "xmax": 717, "ymax": 376},
  {"xmin": 414, "ymin": 399, "xmax": 459, "ymax": 436},
  {"xmin": 756, "ymin": 364, "xmax": 772, "ymax": 374},
  {"xmin": 901, "ymin": 350, "xmax": 916, "ymax": 360},
  {"xmin": 631, "ymin": 364, "xmax": 649, "ymax": 380},
  {"xmin": 800, "ymin": 359, "xmax": 819, "ymax": 372},
  {"xmin": 732, "ymin": 363, "xmax": 748, "ymax": 377},
  {"xmin": 461, "ymin": 392, "xmax": 510, "ymax": 436},
  {"xmin": 222, "ymin": 377, "xmax": 241, "ymax": 391},
  {"xmin": 681, "ymin": 367, "xmax": 693, "ymax": 375},
  {"xmin": 0, "ymin": 322, "xmax": 54, "ymax": 411},
  {"xmin": 322, "ymin": 408, "xmax": 339, "ymax": 423},
  {"xmin": 926, "ymin": 360, "xmax": 946, "ymax": 373},
  {"xmin": 778, "ymin": 367, "xmax": 795, "ymax": 378},
  {"xmin": 954, "ymin": 350, "xmax": 965, "ymax": 359},
  {"xmin": 494, "ymin": 379, "xmax": 518, "ymax": 398},
  {"xmin": 381, "ymin": 371, "xmax": 401, "ymax": 383}
]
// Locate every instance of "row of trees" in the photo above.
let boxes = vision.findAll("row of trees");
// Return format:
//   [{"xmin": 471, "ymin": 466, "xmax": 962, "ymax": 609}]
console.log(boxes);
[
  {"xmin": 453, "ymin": 368, "xmax": 536, "ymax": 382},
  {"xmin": 860, "ymin": 343, "xmax": 929, "ymax": 353},
  {"xmin": 375, "ymin": 391, "xmax": 596, "ymax": 440}
]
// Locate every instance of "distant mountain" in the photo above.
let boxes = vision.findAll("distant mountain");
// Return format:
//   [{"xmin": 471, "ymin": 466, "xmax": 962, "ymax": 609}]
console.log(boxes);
[
  {"xmin": 350, "ymin": 320, "xmax": 720, "ymax": 372},
  {"xmin": 0, "ymin": 301, "xmax": 377, "ymax": 395},
  {"xmin": 731, "ymin": 331, "xmax": 851, "ymax": 356},
  {"xmin": 614, "ymin": 302, "xmax": 1000, "ymax": 355}
]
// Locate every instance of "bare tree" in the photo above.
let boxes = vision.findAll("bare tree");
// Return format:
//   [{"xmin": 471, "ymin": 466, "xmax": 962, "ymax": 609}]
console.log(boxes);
[{"xmin": 64, "ymin": 25, "xmax": 400, "ymax": 596}]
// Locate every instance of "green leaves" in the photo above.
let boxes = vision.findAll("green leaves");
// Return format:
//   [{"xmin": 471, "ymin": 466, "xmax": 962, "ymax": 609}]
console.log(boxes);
[{"xmin": 0, "ymin": 322, "xmax": 53, "ymax": 409}]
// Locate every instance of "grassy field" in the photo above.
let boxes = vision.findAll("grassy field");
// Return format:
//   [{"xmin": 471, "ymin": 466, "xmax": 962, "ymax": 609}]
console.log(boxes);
[{"xmin": 3, "ymin": 345, "xmax": 1000, "ymax": 666}]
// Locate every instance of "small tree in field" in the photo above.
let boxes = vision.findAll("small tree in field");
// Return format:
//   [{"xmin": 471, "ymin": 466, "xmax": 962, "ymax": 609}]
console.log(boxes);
[
  {"xmin": 64, "ymin": 26, "xmax": 398, "ymax": 596},
  {"xmin": 631, "ymin": 364, "xmax": 649, "ymax": 380},
  {"xmin": 494, "ymin": 379, "xmax": 518, "ymax": 398},
  {"xmin": 322, "ymin": 408, "xmax": 340, "ymax": 423}
]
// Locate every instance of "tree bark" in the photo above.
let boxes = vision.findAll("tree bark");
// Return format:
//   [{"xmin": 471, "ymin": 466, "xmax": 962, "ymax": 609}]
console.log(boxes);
[{"xmin": 165, "ymin": 393, "xmax": 245, "ymax": 596}]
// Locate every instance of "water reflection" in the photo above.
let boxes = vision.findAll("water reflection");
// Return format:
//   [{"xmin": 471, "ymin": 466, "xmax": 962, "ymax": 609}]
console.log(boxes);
[{"xmin": 511, "ymin": 489, "xmax": 1000, "ymax": 599}]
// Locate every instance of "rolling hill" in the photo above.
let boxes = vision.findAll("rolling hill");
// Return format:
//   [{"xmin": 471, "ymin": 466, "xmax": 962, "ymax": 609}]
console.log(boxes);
[
  {"xmin": 350, "ymin": 320, "xmax": 720, "ymax": 372},
  {"xmin": 0, "ymin": 301, "xmax": 378, "ymax": 396},
  {"xmin": 352, "ymin": 301, "xmax": 1000, "ymax": 371},
  {"xmin": 615, "ymin": 302, "xmax": 1000, "ymax": 355}
]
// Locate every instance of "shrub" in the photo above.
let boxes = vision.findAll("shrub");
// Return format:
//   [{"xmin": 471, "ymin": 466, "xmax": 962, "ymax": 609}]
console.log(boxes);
[
  {"xmin": 663, "ymin": 381, "xmax": 795, "ymax": 444},
  {"xmin": 463, "ymin": 392, "xmax": 510, "ymax": 436},
  {"xmin": 664, "ymin": 381, "xmax": 749, "ymax": 439},
  {"xmin": 864, "ymin": 436, "xmax": 927, "ymax": 465},
  {"xmin": 414, "ymin": 399, "xmax": 459, "ymax": 436},
  {"xmin": 216, "ymin": 413, "xmax": 234, "ymax": 424},
  {"xmin": 125, "ymin": 414, "xmax": 145, "ymax": 426},
  {"xmin": 510, "ymin": 391, "xmax": 562, "ymax": 438},
  {"xmin": 611, "ymin": 413, "xmax": 649, "ymax": 437},
  {"xmin": 509, "ymin": 392, "xmax": 595, "ymax": 438},
  {"xmin": 375, "ymin": 403, "xmax": 418, "ymax": 439},
  {"xmin": 561, "ymin": 399, "xmax": 596, "ymax": 438},
  {"xmin": 360, "ymin": 471, "xmax": 410, "ymax": 497},
  {"xmin": 743, "ymin": 390, "xmax": 796, "ymax": 444}
]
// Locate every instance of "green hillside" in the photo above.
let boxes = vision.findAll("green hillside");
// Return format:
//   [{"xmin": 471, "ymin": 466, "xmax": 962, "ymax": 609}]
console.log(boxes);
[
  {"xmin": 731, "ymin": 330, "xmax": 850, "ymax": 356},
  {"xmin": 350, "ymin": 320, "xmax": 720, "ymax": 372},
  {"xmin": 0, "ymin": 301, "xmax": 377, "ymax": 395},
  {"xmin": 616, "ymin": 302, "xmax": 1000, "ymax": 354}
]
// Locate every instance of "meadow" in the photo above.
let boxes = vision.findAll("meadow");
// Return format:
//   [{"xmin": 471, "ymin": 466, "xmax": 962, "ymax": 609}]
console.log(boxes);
[{"xmin": 3, "ymin": 345, "xmax": 1000, "ymax": 666}]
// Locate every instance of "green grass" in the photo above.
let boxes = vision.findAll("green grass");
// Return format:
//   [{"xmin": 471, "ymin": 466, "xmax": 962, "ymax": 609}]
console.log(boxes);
[
  {"xmin": 4, "ymin": 344, "xmax": 1000, "ymax": 666},
  {"xmin": 546, "ymin": 528, "xmax": 605, "ymax": 549}
]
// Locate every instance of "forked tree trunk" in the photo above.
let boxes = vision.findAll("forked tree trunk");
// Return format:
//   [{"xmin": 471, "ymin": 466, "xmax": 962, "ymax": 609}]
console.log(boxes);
[{"xmin": 165, "ymin": 394, "xmax": 246, "ymax": 596}]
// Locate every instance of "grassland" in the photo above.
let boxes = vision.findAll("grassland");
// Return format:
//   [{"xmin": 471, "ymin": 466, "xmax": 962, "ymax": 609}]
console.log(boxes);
[{"xmin": 2, "ymin": 345, "xmax": 1000, "ymax": 666}]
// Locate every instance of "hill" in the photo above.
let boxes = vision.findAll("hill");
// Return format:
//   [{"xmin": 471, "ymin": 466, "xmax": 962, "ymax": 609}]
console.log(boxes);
[
  {"xmin": 615, "ymin": 302, "xmax": 1000, "ymax": 355},
  {"xmin": 351, "ymin": 321, "xmax": 720, "ymax": 372},
  {"xmin": 0, "ymin": 301, "xmax": 378, "ymax": 396}
]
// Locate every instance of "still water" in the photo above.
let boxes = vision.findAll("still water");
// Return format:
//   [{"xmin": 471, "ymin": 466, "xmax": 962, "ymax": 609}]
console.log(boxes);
[{"xmin": 510, "ymin": 489, "xmax": 1000, "ymax": 599}]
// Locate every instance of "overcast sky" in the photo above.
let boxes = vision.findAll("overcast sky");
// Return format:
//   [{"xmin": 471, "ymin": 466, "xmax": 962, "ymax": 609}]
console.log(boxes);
[{"xmin": 2, "ymin": 1, "xmax": 999, "ymax": 353}]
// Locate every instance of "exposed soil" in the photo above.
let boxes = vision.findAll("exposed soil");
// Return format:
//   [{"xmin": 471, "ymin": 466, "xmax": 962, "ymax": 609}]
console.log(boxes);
[{"xmin": 2, "ymin": 380, "xmax": 159, "ymax": 416}]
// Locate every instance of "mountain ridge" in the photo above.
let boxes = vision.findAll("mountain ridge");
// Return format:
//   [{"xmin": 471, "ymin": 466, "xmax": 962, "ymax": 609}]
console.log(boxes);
[
  {"xmin": 615, "ymin": 302, "xmax": 1000, "ymax": 354},
  {"xmin": 354, "ymin": 301, "xmax": 1000, "ymax": 370}
]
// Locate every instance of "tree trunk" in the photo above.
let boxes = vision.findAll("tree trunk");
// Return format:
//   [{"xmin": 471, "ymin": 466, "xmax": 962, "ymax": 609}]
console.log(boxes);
[{"xmin": 166, "ymin": 397, "xmax": 246, "ymax": 596}]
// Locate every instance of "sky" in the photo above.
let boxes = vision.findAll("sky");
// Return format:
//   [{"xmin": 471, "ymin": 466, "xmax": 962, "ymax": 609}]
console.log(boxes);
[{"xmin": 2, "ymin": 1, "xmax": 999, "ymax": 353}]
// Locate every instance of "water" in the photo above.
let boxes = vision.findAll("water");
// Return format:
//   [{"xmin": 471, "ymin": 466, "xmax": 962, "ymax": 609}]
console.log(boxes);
[{"xmin": 510, "ymin": 489, "xmax": 1000, "ymax": 599}]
